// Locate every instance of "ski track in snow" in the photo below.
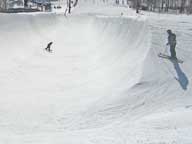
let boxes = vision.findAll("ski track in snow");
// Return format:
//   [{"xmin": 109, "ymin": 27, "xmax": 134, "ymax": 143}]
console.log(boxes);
[{"xmin": 0, "ymin": 3, "xmax": 192, "ymax": 144}]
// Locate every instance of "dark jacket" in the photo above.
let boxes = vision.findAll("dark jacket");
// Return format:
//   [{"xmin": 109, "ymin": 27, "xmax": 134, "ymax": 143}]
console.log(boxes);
[
  {"xmin": 47, "ymin": 42, "xmax": 53, "ymax": 48},
  {"xmin": 168, "ymin": 33, "xmax": 176, "ymax": 46}
]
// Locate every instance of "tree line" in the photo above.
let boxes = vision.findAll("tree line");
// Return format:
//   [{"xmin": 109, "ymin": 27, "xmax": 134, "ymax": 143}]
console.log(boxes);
[
  {"xmin": 1, "ymin": 0, "xmax": 192, "ymax": 14},
  {"xmin": 115, "ymin": 0, "xmax": 192, "ymax": 14},
  {"xmin": 0, "ymin": 0, "xmax": 7, "ymax": 9},
  {"xmin": 0, "ymin": 0, "xmax": 79, "ymax": 12}
]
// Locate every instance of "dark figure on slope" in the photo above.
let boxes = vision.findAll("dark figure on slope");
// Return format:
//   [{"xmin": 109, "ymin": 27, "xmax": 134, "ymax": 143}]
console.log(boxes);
[
  {"xmin": 166, "ymin": 29, "xmax": 177, "ymax": 59},
  {"xmin": 45, "ymin": 42, "xmax": 53, "ymax": 52}
]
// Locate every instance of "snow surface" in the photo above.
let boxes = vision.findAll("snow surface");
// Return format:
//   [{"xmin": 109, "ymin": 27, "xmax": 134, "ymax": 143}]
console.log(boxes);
[{"xmin": 0, "ymin": 2, "xmax": 192, "ymax": 144}]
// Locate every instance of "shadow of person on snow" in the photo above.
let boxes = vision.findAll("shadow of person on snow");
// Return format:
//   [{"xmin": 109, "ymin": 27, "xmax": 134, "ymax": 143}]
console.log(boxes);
[{"xmin": 171, "ymin": 61, "xmax": 189, "ymax": 90}]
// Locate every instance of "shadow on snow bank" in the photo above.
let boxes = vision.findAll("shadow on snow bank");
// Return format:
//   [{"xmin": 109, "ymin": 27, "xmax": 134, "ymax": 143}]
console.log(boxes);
[{"xmin": 172, "ymin": 61, "xmax": 189, "ymax": 90}]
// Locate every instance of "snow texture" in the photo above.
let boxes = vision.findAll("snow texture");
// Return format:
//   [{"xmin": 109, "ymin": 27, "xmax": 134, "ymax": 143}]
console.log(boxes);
[{"xmin": 0, "ymin": 2, "xmax": 192, "ymax": 144}]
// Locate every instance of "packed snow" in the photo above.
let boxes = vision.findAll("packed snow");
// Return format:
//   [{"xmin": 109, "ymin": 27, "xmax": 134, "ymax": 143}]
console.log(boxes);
[{"xmin": 0, "ymin": 2, "xmax": 192, "ymax": 144}]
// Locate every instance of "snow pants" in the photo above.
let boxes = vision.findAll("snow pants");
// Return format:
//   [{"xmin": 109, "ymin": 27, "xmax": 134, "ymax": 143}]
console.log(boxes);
[{"xmin": 170, "ymin": 44, "xmax": 176, "ymax": 58}]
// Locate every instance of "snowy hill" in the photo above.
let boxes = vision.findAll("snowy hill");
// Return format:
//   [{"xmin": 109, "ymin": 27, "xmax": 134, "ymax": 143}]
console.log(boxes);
[{"xmin": 0, "ymin": 3, "xmax": 192, "ymax": 144}]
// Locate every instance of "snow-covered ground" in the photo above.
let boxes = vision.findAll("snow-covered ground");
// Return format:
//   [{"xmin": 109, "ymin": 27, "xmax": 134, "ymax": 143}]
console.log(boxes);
[{"xmin": 0, "ymin": 2, "xmax": 192, "ymax": 144}]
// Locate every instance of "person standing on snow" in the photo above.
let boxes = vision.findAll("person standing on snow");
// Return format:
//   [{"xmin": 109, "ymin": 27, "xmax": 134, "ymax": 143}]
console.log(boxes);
[
  {"xmin": 45, "ymin": 42, "xmax": 53, "ymax": 52},
  {"xmin": 166, "ymin": 29, "xmax": 177, "ymax": 59}
]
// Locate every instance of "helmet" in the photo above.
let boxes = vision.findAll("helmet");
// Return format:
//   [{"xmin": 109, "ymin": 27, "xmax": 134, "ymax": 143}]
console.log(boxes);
[{"xmin": 167, "ymin": 29, "xmax": 172, "ymax": 34}]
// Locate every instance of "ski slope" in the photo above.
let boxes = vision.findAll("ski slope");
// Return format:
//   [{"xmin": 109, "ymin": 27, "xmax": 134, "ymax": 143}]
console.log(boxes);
[{"xmin": 0, "ymin": 4, "xmax": 192, "ymax": 144}]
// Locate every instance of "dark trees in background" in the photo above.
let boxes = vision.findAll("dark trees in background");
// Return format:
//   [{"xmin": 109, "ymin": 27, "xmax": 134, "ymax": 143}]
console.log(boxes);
[
  {"xmin": 24, "ymin": 0, "xmax": 28, "ymax": 7},
  {"xmin": 65, "ymin": 0, "xmax": 78, "ymax": 15},
  {"xmin": 0, "ymin": 0, "xmax": 7, "ymax": 9},
  {"xmin": 180, "ymin": 0, "xmax": 186, "ymax": 13},
  {"xmin": 128, "ymin": 0, "xmax": 192, "ymax": 14},
  {"xmin": 129, "ymin": 0, "xmax": 140, "ymax": 13},
  {"xmin": 136, "ymin": 0, "xmax": 140, "ymax": 13},
  {"xmin": 68, "ymin": 0, "xmax": 71, "ymax": 13},
  {"xmin": 188, "ymin": 0, "xmax": 192, "ymax": 13},
  {"xmin": 73, "ymin": 0, "xmax": 78, "ymax": 7}
]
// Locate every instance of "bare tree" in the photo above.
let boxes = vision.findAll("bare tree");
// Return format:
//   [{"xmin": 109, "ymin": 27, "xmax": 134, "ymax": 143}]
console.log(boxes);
[
  {"xmin": 73, "ymin": 0, "xmax": 78, "ymax": 7},
  {"xmin": 115, "ymin": 0, "xmax": 119, "ymax": 5},
  {"xmin": 180, "ymin": 0, "xmax": 186, "ymax": 13},
  {"xmin": 0, "ymin": 0, "xmax": 7, "ymax": 9},
  {"xmin": 68, "ymin": 0, "xmax": 71, "ymax": 13},
  {"xmin": 152, "ymin": 0, "xmax": 157, "ymax": 11},
  {"xmin": 136, "ymin": 0, "xmax": 140, "ymax": 13},
  {"xmin": 187, "ymin": 0, "xmax": 192, "ymax": 14},
  {"xmin": 127, "ymin": 0, "xmax": 192, "ymax": 14},
  {"xmin": 190, "ymin": 0, "xmax": 192, "ymax": 13},
  {"xmin": 129, "ymin": 0, "xmax": 140, "ymax": 13},
  {"xmin": 24, "ymin": 0, "xmax": 28, "ymax": 8}
]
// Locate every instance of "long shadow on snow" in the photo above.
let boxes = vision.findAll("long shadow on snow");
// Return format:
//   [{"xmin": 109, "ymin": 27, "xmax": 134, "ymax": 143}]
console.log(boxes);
[{"xmin": 171, "ymin": 61, "xmax": 189, "ymax": 90}]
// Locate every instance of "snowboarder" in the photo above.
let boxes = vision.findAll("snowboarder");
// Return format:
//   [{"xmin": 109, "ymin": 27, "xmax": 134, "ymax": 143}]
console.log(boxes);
[
  {"xmin": 166, "ymin": 29, "xmax": 177, "ymax": 59},
  {"xmin": 45, "ymin": 42, "xmax": 53, "ymax": 52}
]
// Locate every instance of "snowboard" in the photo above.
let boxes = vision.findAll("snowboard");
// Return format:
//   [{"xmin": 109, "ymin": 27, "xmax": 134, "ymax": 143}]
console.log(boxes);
[
  {"xmin": 45, "ymin": 48, "xmax": 53, "ymax": 53},
  {"xmin": 158, "ymin": 53, "xmax": 183, "ymax": 64}
]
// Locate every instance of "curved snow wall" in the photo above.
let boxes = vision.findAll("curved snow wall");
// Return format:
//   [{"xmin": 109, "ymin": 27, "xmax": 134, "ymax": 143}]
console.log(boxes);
[{"xmin": 0, "ymin": 14, "xmax": 150, "ymax": 130}]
